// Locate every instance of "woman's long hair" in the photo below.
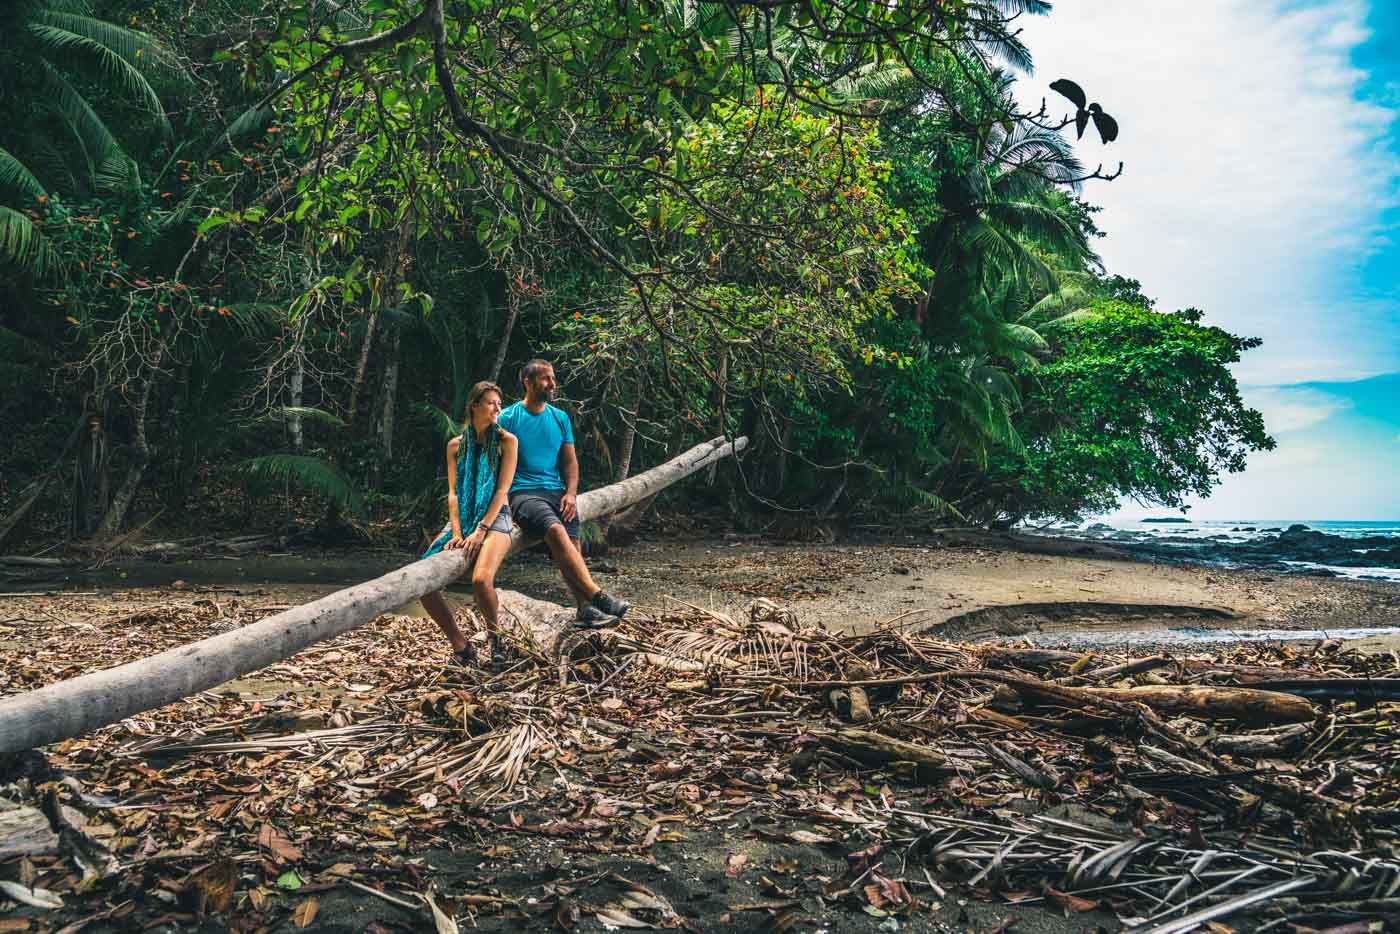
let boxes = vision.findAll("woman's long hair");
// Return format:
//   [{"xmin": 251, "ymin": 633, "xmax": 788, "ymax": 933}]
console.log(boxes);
[{"xmin": 462, "ymin": 380, "xmax": 503, "ymax": 471}]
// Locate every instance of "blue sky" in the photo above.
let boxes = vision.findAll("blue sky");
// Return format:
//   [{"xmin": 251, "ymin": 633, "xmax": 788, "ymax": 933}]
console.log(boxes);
[{"xmin": 1017, "ymin": 0, "xmax": 1400, "ymax": 520}]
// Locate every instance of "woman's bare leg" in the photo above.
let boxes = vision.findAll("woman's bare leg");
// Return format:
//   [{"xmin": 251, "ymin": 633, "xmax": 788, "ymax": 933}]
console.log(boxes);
[
  {"xmin": 419, "ymin": 589, "xmax": 468, "ymax": 652},
  {"xmin": 471, "ymin": 532, "xmax": 512, "ymax": 633}
]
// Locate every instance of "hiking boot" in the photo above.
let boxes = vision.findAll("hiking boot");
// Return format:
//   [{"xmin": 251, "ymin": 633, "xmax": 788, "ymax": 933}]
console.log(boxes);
[
  {"xmin": 574, "ymin": 604, "xmax": 617, "ymax": 629},
  {"xmin": 589, "ymin": 590, "xmax": 631, "ymax": 620}
]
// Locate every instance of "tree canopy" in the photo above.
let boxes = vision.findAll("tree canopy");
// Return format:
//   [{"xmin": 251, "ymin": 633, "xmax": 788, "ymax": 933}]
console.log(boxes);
[{"xmin": 0, "ymin": 0, "xmax": 1271, "ymax": 545}]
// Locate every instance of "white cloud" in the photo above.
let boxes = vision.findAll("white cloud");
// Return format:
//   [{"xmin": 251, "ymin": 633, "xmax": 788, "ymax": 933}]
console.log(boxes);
[
  {"xmin": 1017, "ymin": 0, "xmax": 1400, "ymax": 384},
  {"xmin": 1244, "ymin": 385, "xmax": 1353, "ymax": 433}
]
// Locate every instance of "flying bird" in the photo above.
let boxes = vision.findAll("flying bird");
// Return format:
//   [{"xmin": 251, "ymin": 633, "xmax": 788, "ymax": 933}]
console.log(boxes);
[{"xmin": 1049, "ymin": 78, "xmax": 1118, "ymax": 144}]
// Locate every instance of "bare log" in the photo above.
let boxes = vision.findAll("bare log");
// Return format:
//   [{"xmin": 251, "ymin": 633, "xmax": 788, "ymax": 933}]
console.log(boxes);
[{"xmin": 0, "ymin": 436, "xmax": 748, "ymax": 754}]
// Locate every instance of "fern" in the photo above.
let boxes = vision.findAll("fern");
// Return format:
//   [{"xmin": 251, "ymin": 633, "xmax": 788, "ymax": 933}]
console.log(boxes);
[{"xmin": 230, "ymin": 454, "xmax": 367, "ymax": 517}]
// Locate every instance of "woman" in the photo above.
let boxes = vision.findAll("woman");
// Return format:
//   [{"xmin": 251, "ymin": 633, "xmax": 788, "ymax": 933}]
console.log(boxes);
[{"xmin": 420, "ymin": 380, "xmax": 517, "ymax": 669}]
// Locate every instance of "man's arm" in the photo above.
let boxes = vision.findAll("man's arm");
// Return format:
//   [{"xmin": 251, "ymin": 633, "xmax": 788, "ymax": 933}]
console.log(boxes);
[{"xmin": 558, "ymin": 442, "xmax": 579, "ymax": 522}]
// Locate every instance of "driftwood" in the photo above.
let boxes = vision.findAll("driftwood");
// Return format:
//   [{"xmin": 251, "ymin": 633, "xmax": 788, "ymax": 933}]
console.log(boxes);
[
  {"xmin": 0, "ymin": 800, "xmax": 59, "ymax": 859},
  {"xmin": 1016, "ymin": 682, "xmax": 1316, "ymax": 725},
  {"xmin": 818, "ymin": 728, "xmax": 949, "ymax": 772},
  {"xmin": 0, "ymin": 436, "xmax": 747, "ymax": 754},
  {"xmin": 1210, "ymin": 723, "xmax": 1313, "ymax": 758}
]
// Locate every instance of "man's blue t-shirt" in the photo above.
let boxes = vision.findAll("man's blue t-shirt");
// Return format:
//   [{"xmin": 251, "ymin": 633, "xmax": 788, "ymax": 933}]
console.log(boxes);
[{"xmin": 498, "ymin": 401, "xmax": 574, "ymax": 492}]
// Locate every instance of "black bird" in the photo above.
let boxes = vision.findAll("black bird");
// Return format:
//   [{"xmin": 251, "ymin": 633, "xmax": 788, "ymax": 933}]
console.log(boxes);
[{"xmin": 1050, "ymin": 78, "xmax": 1118, "ymax": 144}]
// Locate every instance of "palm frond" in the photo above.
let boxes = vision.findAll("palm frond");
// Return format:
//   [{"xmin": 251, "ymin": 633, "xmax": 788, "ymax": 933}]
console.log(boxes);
[
  {"xmin": 229, "ymin": 454, "xmax": 366, "ymax": 516},
  {"xmin": 998, "ymin": 322, "xmax": 1048, "ymax": 352},
  {"xmin": 0, "ymin": 206, "xmax": 54, "ymax": 274},
  {"xmin": 29, "ymin": 13, "xmax": 175, "ymax": 137},
  {"xmin": 40, "ymin": 61, "xmax": 138, "ymax": 189},
  {"xmin": 250, "ymin": 406, "xmax": 348, "ymax": 430},
  {"xmin": 220, "ymin": 302, "xmax": 284, "ymax": 338},
  {"xmin": 412, "ymin": 402, "xmax": 461, "ymax": 442},
  {"xmin": 207, "ymin": 104, "xmax": 274, "ymax": 157},
  {"xmin": 0, "ymin": 146, "xmax": 47, "ymax": 202}
]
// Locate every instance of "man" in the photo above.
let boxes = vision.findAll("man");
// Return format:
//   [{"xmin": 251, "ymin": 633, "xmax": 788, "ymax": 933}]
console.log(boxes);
[{"xmin": 499, "ymin": 359, "xmax": 631, "ymax": 626}]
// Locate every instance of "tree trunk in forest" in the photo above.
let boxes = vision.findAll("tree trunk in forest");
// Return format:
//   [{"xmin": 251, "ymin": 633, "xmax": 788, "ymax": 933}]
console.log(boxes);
[
  {"xmin": 352, "ymin": 214, "xmax": 413, "ymax": 425},
  {"xmin": 489, "ymin": 287, "xmax": 519, "ymax": 384},
  {"xmin": 71, "ymin": 405, "xmax": 110, "ymax": 539},
  {"xmin": 0, "ymin": 415, "xmax": 86, "ymax": 547},
  {"xmin": 288, "ymin": 356, "xmax": 305, "ymax": 450},
  {"xmin": 347, "ymin": 310, "xmax": 377, "ymax": 424},
  {"xmin": 377, "ymin": 329, "xmax": 400, "ymax": 464},
  {"xmin": 0, "ymin": 435, "xmax": 747, "ymax": 754},
  {"xmin": 774, "ymin": 417, "xmax": 792, "ymax": 495},
  {"xmin": 706, "ymin": 348, "xmax": 728, "ymax": 486},
  {"xmin": 95, "ymin": 346, "xmax": 164, "ymax": 539}
]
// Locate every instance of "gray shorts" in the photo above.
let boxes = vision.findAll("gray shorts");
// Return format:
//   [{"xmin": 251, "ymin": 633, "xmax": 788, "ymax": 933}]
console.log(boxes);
[
  {"xmin": 509, "ymin": 490, "xmax": 579, "ymax": 539},
  {"xmin": 480, "ymin": 506, "xmax": 513, "ymax": 535}
]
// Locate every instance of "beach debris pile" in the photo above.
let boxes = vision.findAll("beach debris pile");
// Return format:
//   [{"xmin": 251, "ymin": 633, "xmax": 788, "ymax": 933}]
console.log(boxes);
[{"xmin": 1, "ymin": 593, "xmax": 1397, "ymax": 932}]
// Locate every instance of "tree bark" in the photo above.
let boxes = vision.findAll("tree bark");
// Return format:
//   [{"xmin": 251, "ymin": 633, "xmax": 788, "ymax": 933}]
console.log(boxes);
[{"xmin": 0, "ymin": 436, "xmax": 748, "ymax": 754}]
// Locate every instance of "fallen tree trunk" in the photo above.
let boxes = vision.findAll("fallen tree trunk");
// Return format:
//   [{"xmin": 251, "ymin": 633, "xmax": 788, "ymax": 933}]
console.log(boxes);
[{"xmin": 0, "ymin": 436, "xmax": 748, "ymax": 754}]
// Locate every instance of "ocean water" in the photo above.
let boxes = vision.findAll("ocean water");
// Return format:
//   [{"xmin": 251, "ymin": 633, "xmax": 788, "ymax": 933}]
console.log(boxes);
[{"xmin": 1026, "ymin": 518, "xmax": 1400, "ymax": 583}]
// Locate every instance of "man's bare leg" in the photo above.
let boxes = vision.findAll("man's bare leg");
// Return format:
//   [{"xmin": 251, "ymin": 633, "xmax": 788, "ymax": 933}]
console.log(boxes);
[
  {"xmin": 419, "ymin": 590, "xmax": 469, "ymax": 652},
  {"xmin": 543, "ymin": 524, "xmax": 599, "ymax": 606}
]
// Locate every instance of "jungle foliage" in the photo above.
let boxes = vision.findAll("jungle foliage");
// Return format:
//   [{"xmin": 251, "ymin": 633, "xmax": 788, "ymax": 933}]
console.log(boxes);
[{"xmin": 0, "ymin": 0, "xmax": 1272, "ymax": 546}]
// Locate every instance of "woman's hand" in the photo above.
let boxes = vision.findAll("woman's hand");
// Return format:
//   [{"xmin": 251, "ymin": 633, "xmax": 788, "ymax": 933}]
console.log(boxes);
[
  {"xmin": 461, "ymin": 528, "xmax": 486, "ymax": 558},
  {"xmin": 446, "ymin": 534, "xmax": 468, "ymax": 550}
]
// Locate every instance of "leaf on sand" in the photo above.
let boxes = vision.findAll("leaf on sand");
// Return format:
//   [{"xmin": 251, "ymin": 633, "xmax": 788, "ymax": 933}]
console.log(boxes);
[
  {"xmin": 724, "ymin": 853, "xmax": 748, "ymax": 879},
  {"xmin": 422, "ymin": 891, "xmax": 459, "ymax": 934},
  {"xmin": 276, "ymin": 870, "xmax": 304, "ymax": 891},
  {"xmin": 291, "ymin": 897, "xmax": 319, "ymax": 928},
  {"xmin": 0, "ymin": 880, "xmax": 63, "ymax": 910},
  {"xmin": 595, "ymin": 907, "xmax": 652, "ymax": 929},
  {"xmin": 258, "ymin": 823, "xmax": 303, "ymax": 863},
  {"xmin": 785, "ymin": 830, "xmax": 836, "ymax": 845},
  {"xmin": 1045, "ymin": 886, "xmax": 1100, "ymax": 913},
  {"xmin": 190, "ymin": 859, "xmax": 237, "ymax": 913},
  {"xmin": 555, "ymin": 898, "xmax": 580, "ymax": 930}
]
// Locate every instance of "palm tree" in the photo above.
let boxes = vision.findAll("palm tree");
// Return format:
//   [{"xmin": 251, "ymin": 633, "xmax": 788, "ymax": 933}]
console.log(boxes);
[
  {"xmin": 915, "ymin": 73, "xmax": 1100, "ymax": 335},
  {"xmin": 0, "ymin": 0, "xmax": 178, "ymax": 272}
]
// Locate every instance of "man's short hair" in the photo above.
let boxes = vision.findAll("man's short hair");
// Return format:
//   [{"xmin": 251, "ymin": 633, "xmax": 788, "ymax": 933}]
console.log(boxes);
[{"xmin": 520, "ymin": 358, "xmax": 553, "ymax": 385}]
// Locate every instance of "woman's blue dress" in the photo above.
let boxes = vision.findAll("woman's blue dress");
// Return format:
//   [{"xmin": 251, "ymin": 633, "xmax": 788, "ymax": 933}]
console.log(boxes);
[{"xmin": 422, "ymin": 430, "xmax": 500, "ymax": 558}]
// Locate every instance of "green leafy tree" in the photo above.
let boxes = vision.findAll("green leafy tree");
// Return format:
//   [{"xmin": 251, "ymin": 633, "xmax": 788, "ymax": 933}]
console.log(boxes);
[{"xmin": 977, "ymin": 300, "xmax": 1275, "ymax": 522}]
